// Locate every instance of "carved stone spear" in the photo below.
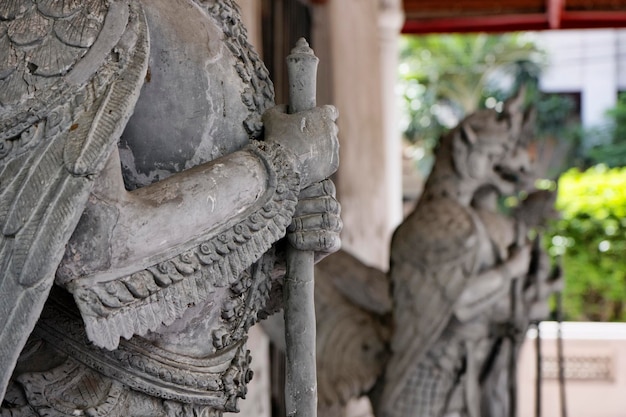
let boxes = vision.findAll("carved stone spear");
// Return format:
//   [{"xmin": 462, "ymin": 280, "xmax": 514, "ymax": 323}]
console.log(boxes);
[{"xmin": 284, "ymin": 38, "xmax": 319, "ymax": 417}]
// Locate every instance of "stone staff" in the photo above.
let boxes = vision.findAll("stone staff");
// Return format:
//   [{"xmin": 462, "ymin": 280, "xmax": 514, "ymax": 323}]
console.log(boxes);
[{"xmin": 284, "ymin": 38, "xmax": 319, "ymax": 417}]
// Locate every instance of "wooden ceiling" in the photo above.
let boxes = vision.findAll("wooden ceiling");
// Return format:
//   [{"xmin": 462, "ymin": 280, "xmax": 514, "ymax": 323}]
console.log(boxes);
[{"xmin": 403, "ymin": 0, "xmax": 626, "ymax": 33}]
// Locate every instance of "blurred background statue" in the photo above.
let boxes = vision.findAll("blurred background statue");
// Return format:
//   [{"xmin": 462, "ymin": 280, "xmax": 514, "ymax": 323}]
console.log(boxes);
[
  {"xmin": 299, "ymin": 91, "xmax": 562, "ymax": 417},
  {"xmin": 0, "ymin": 1, "xmax": 340, "ymax": 416}
]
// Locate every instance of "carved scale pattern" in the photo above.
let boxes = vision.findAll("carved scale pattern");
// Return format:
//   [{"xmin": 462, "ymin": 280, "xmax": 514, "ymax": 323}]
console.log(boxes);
[
  {"xmin": 200, "ymin": 0, "xmax": 275, "ymax": 138},
  {"xmin": 0, "ymin": 0, "xmax": 108, "ymax": 142},
  {"xmin": 68, "ymin": 141, "xmax": 300, "ymax": 350},
  {"xmin": 15, "ymin": 359, "xmax": 130, "ymax": 417}
]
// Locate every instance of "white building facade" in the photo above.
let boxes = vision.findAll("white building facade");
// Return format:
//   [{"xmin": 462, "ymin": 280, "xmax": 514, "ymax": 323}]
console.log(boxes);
[{"xmin": 539, "ymin": 29, "xmax": 626, "ymax": 144}]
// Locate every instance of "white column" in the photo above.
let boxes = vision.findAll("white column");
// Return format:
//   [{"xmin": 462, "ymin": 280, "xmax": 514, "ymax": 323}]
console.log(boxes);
[
  {"xmin": 617, "ymin": 30, "xmax": 626, "ymax": 90},
  {"xmin": 313, "ymin": 0, "xmax": 403, "ymax": 271},
  {"xmin": 236, "ymin": 0, "xmax": 262, "ymax": 54},
  {"xmin": 581, "ymin": 29, "xmax": 617, "ymax": 147},
  {"xmin": 378, "ymin": 0, "xmax": 405, "ymax": 242},
  {"xmin": 313, "ymin": 2, "xmax": 403, "ymax": 415}
]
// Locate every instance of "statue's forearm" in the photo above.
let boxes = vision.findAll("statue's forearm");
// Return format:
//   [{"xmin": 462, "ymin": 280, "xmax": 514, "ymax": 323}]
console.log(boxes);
[
  {"xmin": 455, "ymin": 242, "xmax": 531, "ymax": 321},
  {"xmin": 106, "ymin": 149, "xmax": 268, "ymax": 270},
  {"xmin": 454, "ymin": 266, "xmax": 510, "ymax": 322},
  {"xmin": 58, "ymin": 143, "xmax": 295, "ymax": 284}
]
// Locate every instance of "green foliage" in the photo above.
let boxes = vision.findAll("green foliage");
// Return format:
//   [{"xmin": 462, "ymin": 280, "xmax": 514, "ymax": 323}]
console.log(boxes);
[
  {"xmin": 398, "ymin": 33, "xmax": 545, "ymax": 138},
  {"xmin": 399, "ymin": 33, "xmax": 544, "ymax": 114},
  {"xmin": 398, "ymin": 33, "xmax": 585, "ymax": 182},
  {"xmin": 587, "ymin": 93, "xmax": 626, "ymax": 167},
  {"xmin": 548, "ymin": 165, "xmax": 626, "ymax": 321},
  {"xmin": 398, "ymin": 33, "xmax": 546, "ymax": 175},
  {"xmin": 535, "ymin": 93, "xmax": 577, "ymax": 138}
]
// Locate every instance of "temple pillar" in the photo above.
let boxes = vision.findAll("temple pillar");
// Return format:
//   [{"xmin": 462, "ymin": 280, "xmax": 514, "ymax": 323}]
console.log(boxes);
[{"xmin": 312, "ymin": 0, "xmax": 404, "ymax": 271}]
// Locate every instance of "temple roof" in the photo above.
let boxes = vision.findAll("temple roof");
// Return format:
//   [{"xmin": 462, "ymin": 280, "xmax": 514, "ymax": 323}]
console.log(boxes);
[{"xmin": 403, "ymin": 0, "xmax": 626, "ymax": 33}]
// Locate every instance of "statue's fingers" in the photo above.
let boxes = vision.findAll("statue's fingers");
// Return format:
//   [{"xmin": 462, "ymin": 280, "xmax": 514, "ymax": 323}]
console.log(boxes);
[
  {"xmin": 307, "ymin": 106, "xmax": 339, "ymax": 144},
  {"xmin": 287, "ymin": 230, "xmax": 341, "ymax": 253},
  {"xmin": 288, "ymin": 213, "xmax": 343, "ymax": 233},
  {"xmin": 298, "ymin": 179, "xmax": 336, "ymax": 199},
  {"xmin": 294, "ymin": 196, "xmax": 340, "ymax": 219}
]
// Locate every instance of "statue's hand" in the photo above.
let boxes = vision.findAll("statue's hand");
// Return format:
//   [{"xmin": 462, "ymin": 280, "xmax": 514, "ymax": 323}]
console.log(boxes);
[
  {"xmin": 504, "ymin": 243, "xmax": 531, "ymax": 280},
  {"xmin": 287, "ymin": 179, "xmax": 342, "ymax": 259},
  {"xmin": 263, "ymin": 105, "xmax": 339, "ymax": 188},
  {"xmin": 524, "ymin": 251, "xmax": 564, "ymax": 319}
]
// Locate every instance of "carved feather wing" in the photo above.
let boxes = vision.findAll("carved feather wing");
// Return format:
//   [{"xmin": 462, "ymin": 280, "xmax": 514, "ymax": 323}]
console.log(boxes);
[
  {"xmin": 380, "ymin": 198, "xmax": 480, "ymax": 411},
  {"xmin": 313, "ymin": 251, "xmax": 391, "ymax": 415},
  {"xmin": 0, "ymin": 0, "xmax": 148, "ymax": 399},
  {"xmin": 317, "ymin": 250, "xmax": 392, "ymax": 315}
]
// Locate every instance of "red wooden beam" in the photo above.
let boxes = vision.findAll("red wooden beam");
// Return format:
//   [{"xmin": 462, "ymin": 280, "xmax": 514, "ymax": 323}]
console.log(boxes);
[
  {"xmin": 562, "ymin": 11, "xmax": 626, "ymax": 26},
  {"xmin": 403, "ymin": 14, "xmax": 549, "ymax": 33},
  {"xmin": 402, "ymin": 11, "xmax": 626, "ymax": 33}
]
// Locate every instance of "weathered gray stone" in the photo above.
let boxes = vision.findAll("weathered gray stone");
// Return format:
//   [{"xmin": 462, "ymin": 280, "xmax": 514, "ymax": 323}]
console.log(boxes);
[{"xmin": 0, "ymin": 1, "xmax": 340, "ymax": 416}]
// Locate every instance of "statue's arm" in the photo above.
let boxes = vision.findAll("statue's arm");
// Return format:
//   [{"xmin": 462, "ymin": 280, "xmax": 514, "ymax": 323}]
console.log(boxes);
[
  {"xmin": 60, "ymin": 146, "xmax": 270, "ymax": 279},
  {"xmin": 58, "ymin": 105, "xmax": 339, "ymax": 283},
  {"xmin": 523, "ymin": 245, "xmax": 563, "ymax": 320},
  {"xmin": 454, "ymin": 244, "xmax": 531, "ymax": 322}
]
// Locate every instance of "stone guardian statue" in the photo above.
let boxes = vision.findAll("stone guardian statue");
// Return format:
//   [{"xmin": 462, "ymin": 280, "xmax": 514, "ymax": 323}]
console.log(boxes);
[
  {"xmin": 306, "ymin": 91, "xmax": 561, "ymax": 417},
  {"xmin": 0, "ymin": 1, "xmax": 341, "ymax": 416}
]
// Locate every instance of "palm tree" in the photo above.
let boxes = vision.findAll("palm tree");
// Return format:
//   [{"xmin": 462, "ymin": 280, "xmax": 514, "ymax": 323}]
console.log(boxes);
[{"xmin": 399, "ymin": 33, "xmax": 545, "ymax": 144}]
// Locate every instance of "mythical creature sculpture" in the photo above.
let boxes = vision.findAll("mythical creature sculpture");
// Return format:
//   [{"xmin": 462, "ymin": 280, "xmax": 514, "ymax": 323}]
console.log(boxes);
[
  {"xmin": 0, "ymin": 1, "xmax": 340, "ymax": 416},
  {"xmin": 309, "ymin": 91, "xmax": 562, "ymax": 417},
  {"xmin": 472, "ymin": 186, "xmax": 562, "ymax": 417}
]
